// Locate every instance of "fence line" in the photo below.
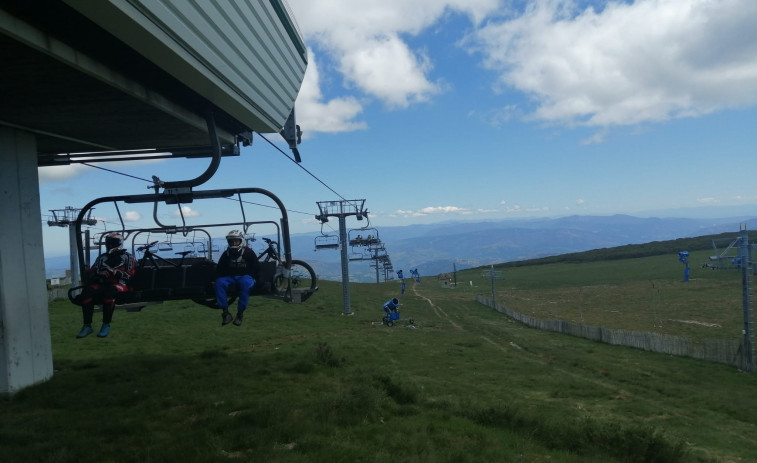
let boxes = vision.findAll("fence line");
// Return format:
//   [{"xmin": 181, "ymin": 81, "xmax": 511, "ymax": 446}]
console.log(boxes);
[
  {"xmin": 48, "ymin": 288, "xmax": 68, "ymax": 302},
  {"xmin": 476, "ymin": 295, "xmax": 743, "ymax": 368}
]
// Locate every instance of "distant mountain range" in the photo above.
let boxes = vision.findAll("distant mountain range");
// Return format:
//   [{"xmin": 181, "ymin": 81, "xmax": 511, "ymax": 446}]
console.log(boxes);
[
  {"xmin": 46, "ymin": 214, "xmax": 757, "ymax": 282},
  {"xmin": 294, "ymin": 214, "xmax": 757, "ymax": 281}
]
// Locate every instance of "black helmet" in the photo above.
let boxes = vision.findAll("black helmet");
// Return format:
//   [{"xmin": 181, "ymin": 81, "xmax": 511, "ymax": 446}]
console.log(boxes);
[{"xmin": 105, "ymin": 232, "xmax": 124, "ymax": 251}]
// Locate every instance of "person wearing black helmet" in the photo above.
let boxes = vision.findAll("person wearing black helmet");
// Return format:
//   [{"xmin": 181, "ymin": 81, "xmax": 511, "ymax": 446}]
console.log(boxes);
[
  {"xmin": 215, "ymin": 230, "xmax": 260, "ymax": 326},
  {"xmin": 76, "ymin": 232, "xmax": 136, "ymax": 338}
]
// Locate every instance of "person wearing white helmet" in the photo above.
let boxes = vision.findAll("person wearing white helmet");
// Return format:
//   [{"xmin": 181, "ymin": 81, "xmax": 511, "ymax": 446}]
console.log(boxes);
[
  {"xmin": 215, "ymin": 230, "xmax": 260, "ymax": 326},
  {"xmin": 76, "ymin": 232, "xmax": 136, "ymax": 338}
]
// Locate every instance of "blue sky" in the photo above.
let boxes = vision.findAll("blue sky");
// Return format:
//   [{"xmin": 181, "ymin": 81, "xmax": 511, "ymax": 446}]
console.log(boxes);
[{"xmin": 38, "ymin": 0, "xmax": 757, "ymax": 256}]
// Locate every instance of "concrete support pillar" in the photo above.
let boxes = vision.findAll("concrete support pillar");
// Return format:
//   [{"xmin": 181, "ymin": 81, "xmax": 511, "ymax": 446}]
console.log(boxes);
[{"xmin": 0, "ymin": 127, "xmax": 53, "ymax": 396}]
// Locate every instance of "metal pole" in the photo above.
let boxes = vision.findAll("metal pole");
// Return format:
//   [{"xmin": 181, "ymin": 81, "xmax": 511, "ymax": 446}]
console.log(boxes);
[
  {"xmin": 490, "ymin": 264, "xmax": 496, "ymax": 306},
  {"xmin": 69, "ymin": 225, "xmax": 80, "ymax": 289},
  {"xmin": 338, "ymin": 215, "xmax": 351, "ymax": 315},
  {"xmin": 740, "ymin": 224, "xmax": 754, "ymax": 371}
]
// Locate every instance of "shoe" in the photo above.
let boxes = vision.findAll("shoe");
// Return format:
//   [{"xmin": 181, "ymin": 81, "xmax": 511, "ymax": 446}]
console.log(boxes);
[
  {"xmin": 76, "ymin": 324, "xmax": 93, "ymax": 339},
  {"xmin": 233, "ymin": 312, "xmax": 244, "ymax": 326},
  {"xmin": 221, "ymin": 311, "xmax": 233, "ymax": 326},
  {"xmin": 97, "ymin": 324, "xmax": 110, "ymax": 338}
]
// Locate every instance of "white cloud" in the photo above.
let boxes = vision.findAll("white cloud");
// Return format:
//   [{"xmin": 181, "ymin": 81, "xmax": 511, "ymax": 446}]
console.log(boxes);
[
  {"xmin": 288, "ymin": 0, "xmax": 500, "ymax": 113},
  {"xmin": 580, "ymin": 130, "xmax": 607, "ymax": 145},
  {"xmin": 38, "ymin": 158, "xmax": 163, "ymax": 182},
  {"xmin": 391, "ymin": 205, "xmax": 475, "ymax": 217},
  {"xmin": 504, "ymin": 204, "xmax": 549, "ymax": 213},
  {"xmin": 172, "ymin": 206, "xmax": 200, "ymax": 218},
  {"xmin": 419, "ymin": 206, "xmax": 468, "ymax": 214},
  {"xmin": 296, "ymin": 51, "xmax": 367, "ymax": 134},
  {"xmin": 124, "ymin": 211, "xmax": 142, "ymax": 221},
  {"xmin": 697, "ymin": 197, "xmax": 719, "ymax": 204},
  {"xmin": 38, "ymin": 165, "xmax": 88, "ymax": 183},
  {"xmin": 576, "ymin": 198, "xmax": 585, "ymax": 205},
  {"xmin": 467, "ymin": 0, "xmax": 757, "ymax": 127}
]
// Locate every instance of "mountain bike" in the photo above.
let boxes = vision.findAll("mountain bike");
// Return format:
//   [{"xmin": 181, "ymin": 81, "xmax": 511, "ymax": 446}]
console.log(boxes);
[
  {"xmin": 257, "ymin": 237, "xmax": 317, "ymax": 299},
  {"xmin": 136, "ymin": 240, "xmax": 194, "ymax": 269}
]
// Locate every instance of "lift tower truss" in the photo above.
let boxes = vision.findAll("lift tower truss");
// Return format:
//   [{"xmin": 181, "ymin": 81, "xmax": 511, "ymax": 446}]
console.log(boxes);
[
  {"xmin": 316, "ymin": 200, "xmax": 368, "ymax": 315},
  {"xmin": 47, "ymin": 206, "xmax": 98, "ymax": 290}
]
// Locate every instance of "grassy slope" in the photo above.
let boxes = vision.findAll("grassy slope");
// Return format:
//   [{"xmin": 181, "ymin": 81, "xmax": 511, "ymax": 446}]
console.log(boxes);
[
  {"xmin": 2, "ymin": 248, "xmax": 757, "ymax": 462},
  {"xmin": 477, "ymin": 249, "xmax": 745, "ymax": 342}
]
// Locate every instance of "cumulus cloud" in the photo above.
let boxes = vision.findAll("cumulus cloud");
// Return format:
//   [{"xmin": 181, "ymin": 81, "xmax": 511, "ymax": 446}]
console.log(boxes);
[
  {"xmin": 38, "ymin": 165, "xmax": 88, "ymax": 183},
  {"xmin": 288, "ymin": 0, "xmax": 500, "ymax": 130},
  {"xmin": 296, "ymin": 51, "xmax": 367, "ymax": 134},
  {"xmin": 466, "ymin": 0, "xmax": 757, "ymax": 127},
  {"xmin": 697, "ymin": 197, "xmax": 719, "ymax": 204},
  {"xmin": 124, "ymin": 211, "xmax": 142, "ymax": 221},
  {"xmin": 419, "ymin": 206, "xmax": 468, "ymax": 214},
  {"xmin": 172, "ymin": 206, "xmax": 200, "ymax": 218},
  {"xmin": 38, "ymin": 158, "xmax": 163, "ymax": 182},
  {"xmin": 392, "ymin": 209, "xmax": 427, "ymax": 218}
]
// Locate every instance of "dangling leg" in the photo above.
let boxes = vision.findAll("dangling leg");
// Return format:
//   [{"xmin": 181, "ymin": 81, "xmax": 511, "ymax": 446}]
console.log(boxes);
[
  {"xmin": 215, "ymin": 276, "xmax": 234, "ymax": 325},
  {"xmin": 233, "ymin": 275, "xmax": 255, "ymax": 326},
  {"xmin": 98, "ymin": 299, "xmax": 115, "ymax": 338},
  {"xmin": 76, "ymin": 285, "xmax": 97, "ymax": 338},
  {"xmin": 98, "ymin": 285, "xmax": 122, "ymax": 337}
]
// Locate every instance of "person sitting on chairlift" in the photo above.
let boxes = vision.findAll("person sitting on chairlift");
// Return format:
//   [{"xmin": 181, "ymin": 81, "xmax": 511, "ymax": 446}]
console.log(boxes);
[
  {"xmin": 76, "ymin": 232, "xmax": 136, "ymax": 338},
  {"xmin": 215, "ymin": 229, "xmax": 260, "ymax": 327}
]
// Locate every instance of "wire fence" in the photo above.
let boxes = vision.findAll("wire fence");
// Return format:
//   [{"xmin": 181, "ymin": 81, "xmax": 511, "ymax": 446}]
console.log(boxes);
[
  {"xmin": 47, "ymin": 288, "xmax": 69, "ymax": 302},
  {"xmin": 476, "ymin": 295, "xmax": 744, "ymax": 369}
]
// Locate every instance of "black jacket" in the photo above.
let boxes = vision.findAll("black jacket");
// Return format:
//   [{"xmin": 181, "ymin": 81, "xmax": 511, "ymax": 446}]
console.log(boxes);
[{"xmin": 216, "ymin": 247, "xmax": 260, "ymax": 279}]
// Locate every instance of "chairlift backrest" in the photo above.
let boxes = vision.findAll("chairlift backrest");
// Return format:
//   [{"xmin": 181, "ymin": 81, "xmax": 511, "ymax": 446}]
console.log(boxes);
[
  {"xmin": 348, "ymin": 227, "xmax": 379, "ymax": 246},
  {"xmin": 314, "ymin": 234, "xmax": 339, "ymax": 250}
]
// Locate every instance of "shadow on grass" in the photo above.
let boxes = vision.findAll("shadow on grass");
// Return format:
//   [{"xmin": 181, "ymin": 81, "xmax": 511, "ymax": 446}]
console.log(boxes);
[{"xmin": 4, "ymin": 340, "xmax": 690, "ymax": 463}]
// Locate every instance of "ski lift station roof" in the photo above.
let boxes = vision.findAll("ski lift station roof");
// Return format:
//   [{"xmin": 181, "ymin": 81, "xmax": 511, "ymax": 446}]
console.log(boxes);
[{"xmin": 1, "ymin": 0, "xmax": 307, "ymax": 155}]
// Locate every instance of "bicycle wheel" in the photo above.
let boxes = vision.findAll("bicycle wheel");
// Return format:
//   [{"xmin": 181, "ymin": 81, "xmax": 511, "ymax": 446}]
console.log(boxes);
[
  {"xmin": 290, "ymin": 259, "xmax": 316, "ymax": 292},
  {"xmin": 274, "ymin": 259, "xmax": 317, "ymax": 301}
]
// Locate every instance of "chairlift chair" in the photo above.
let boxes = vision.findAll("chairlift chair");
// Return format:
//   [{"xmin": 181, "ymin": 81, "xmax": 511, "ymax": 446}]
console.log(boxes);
[
  {"xmin": 348, "ymin": 227, "xmax": 379, "ymax": 247},
  {"xmin": 68, "ymin": 187, "xmax": 318, "ymax": 312},
  {"xmin": 314, "ymin": 234, "xmax": 339, "ymax": 250}
]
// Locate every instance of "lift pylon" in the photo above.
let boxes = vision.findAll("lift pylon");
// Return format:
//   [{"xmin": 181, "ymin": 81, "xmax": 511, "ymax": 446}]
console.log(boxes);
[
  {"xmin": 315, "ymin": 200, "xmax": 368, "ymax": 315},
  {"xmin": 47, "ymin": 206, "xmax": 99, "ymax": 289}
]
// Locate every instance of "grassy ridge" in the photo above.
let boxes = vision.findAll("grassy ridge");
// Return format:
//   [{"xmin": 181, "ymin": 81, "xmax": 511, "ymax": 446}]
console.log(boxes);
[
  {"xmin": 2, "ymin": 252, "xmax": 757, "ymax": 461},
  {"xmin": 497, "ymin": 232, "xmax": 739, "ymax": 267}
]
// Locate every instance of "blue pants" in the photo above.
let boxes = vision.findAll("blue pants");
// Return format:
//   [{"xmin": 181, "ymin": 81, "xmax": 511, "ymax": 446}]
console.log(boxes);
[{"xmin": 215, "ymin": 275, "xmax": 255, "ymax": 312}]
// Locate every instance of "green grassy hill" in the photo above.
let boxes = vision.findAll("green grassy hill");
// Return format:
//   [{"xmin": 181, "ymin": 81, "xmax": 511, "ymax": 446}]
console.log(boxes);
[{"xmin": 3, "ymin": 243, "xmax": 757, "ymax": 462}]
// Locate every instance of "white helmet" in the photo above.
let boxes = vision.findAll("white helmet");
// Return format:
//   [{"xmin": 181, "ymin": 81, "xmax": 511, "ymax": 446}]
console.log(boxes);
[{"xmin": 226, "ymin": 230, "xmax": 244, "ymax": 255}]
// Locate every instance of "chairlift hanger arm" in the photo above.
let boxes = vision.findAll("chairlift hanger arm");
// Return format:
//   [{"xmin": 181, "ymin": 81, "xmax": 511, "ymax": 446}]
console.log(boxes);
[{"xmin": 157, "ymin": 108, "xmax": 222, "ymax": 191}]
